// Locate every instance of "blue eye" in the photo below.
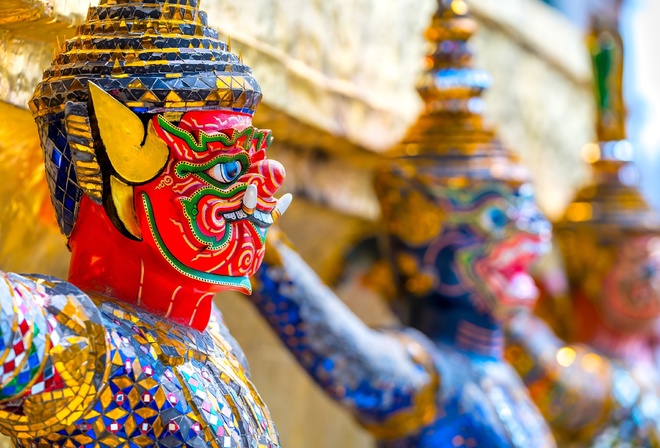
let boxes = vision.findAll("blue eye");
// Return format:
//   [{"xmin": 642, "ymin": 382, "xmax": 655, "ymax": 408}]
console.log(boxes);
[
  {"xmin": 481, "ymin": 206, "xmax": 509, "ymax": 231},
  {"xmin": 490, "ymin": 208, "xmax": 508, "ymax": 227},
  {"xmin": 209, "ymin": 160, "xmax": 242, "ymax": 184}
]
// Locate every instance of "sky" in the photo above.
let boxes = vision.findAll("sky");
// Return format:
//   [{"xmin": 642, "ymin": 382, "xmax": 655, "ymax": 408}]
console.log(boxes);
[
  {"xmin": 622, "ymin": 0, "xmax": 660, "ymax": 208},
  {"xmin": 550, "ymin": 0, "xmax": 660, "ymax": 208}
]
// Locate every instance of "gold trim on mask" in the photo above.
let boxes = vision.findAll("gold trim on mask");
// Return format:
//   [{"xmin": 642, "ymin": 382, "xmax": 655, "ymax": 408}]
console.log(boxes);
[
  {"xmin": 86, "ymin": 82, "xmax": 172, "ymax": 239},
  {"xmin": 64, "ymin": 111, "xmax": 103, "ymax": 204},
  {"xmin": 89, "ymin": 82, "xmax": 169, "ymax": 185},
  {"xmin": 109, "ymin": 176, "xmax": 142, "ymax": 240}
]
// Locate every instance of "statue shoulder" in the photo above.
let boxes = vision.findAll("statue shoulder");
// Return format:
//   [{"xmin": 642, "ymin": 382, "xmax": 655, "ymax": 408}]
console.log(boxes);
[
  {"xmin": 20, "ymin": 273, "xmax": 105, "ymax": 324},
  {"xmin": 78, "ymin": 290, "xmax": 250, "ymax": 378},
  {"xmin": 0, "ymin": 273, "xmax": 109, "ymax": 440}
]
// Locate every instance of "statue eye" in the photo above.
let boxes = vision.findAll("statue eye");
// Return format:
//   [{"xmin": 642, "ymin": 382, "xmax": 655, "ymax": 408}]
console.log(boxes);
[
  {"xmin": 208, "ymin": 160, "xmax": 243, "ymax": 184},
  {"xmin": 480, "ymin": 206, "xmax": 509, "ymax": 232}
]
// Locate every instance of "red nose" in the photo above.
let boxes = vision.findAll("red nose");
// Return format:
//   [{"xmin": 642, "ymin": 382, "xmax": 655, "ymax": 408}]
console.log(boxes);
[{"xmin": 255, "ymin": 159, "xmax": 286, "ymax": 196}]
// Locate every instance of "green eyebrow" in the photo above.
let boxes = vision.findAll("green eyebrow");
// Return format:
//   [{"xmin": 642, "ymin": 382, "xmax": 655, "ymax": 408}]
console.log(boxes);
[{"xmin": 157, "ymin": 115, "xmax": 273, "ymax": 153}]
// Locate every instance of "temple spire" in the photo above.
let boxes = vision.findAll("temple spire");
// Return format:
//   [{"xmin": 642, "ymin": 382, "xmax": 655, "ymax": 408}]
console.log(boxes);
[
  {"xmin": 588, "ymin": 13, "xmax": 627, "ymax": 142},
  {"xmin": 417, "ymin": 0, "xmax": 482, "ymax": 113},
  {"xmin": 393, "ymin": 0, "xmax": 526, "ymax": 183},
  {"xmin": 558, "ymin": 5, "xmax": 659, "ymax": 232}
]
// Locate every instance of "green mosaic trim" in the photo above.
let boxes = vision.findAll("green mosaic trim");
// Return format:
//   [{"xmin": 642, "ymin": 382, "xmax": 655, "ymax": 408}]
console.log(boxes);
[{"xmin": 0, "ymin": 325, "xmax": 44, "ymax": 400}]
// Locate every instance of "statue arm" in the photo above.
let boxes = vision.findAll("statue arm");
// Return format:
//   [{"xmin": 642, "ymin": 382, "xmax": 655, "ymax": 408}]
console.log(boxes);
[
  {"xmin": 251, "ymin": 233, "xmax": 438, "ymax": 437},
  {"xmin": 506, "ymin": 312, "xmax": 614, "ymax": 438},
  {"xmin": 0, "ymin": 272, "xmax": 108, "ymax": 439}
]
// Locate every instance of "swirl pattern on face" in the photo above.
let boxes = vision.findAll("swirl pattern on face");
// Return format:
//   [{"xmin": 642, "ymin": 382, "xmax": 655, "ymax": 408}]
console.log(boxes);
[
  {"xmin": 380, "ymin": 173, "xmax": 550, "ymax": 320},
  {"xmin": 136, "ymin": 110, "xmax": 285, "ymax": 292},
  {"xmin": 601, "ymin": 236, "xmax": 660, "ymax": 327}
]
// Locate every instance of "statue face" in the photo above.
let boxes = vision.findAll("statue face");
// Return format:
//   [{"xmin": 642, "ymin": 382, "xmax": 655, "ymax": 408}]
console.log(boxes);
[
  {"xmin": 600, "ymin": 235, "xmax": 660, "ymax": 331},
  {"xmin": 461, "ymin": 183, "xmax": 550, "ymax": 318},
  {"xmin": 135, "ymin": 110, "xmax": 285, "ymax": 294},
  {"xmin": 379, "ymin": 170, "xmax": 550, "ymax": 321}
]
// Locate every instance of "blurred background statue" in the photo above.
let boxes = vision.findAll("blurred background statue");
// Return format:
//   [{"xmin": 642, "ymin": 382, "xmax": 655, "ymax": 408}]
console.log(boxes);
[
  {"xmin": 250, "ymin": 1, "xmax": 556, "ymax": 446},
  {"xmin": 0, "ymin": 1, "xmax": 291, "ymax": 446},
  {"xmin": 0, "ymin": 0, "xmax": 622, "ymax": 446},
  {"xmin": 505, "ymin": 5, "xmax": 660, "ymax": 445}
]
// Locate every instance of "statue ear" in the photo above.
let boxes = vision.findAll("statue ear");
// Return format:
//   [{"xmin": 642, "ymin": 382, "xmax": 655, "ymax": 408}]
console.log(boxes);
[
  {"xmin": 88, "ymin": 82, "xmax": 169, "ymax": 184},
  {"xmin": 83, "ymin": 82, "xmax": 170, "ymax": 240}
]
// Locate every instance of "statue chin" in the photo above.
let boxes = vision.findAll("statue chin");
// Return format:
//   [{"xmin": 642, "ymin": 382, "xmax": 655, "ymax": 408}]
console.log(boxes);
[{"xmin": 136, "ymin": 189, "xmax": 265, "ymax": 296}]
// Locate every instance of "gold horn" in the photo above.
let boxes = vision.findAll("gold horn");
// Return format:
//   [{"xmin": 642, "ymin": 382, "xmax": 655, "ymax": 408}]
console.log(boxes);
[{"xmin": 88, "ymin": 82, "xmax": 169, "ymax": 184}]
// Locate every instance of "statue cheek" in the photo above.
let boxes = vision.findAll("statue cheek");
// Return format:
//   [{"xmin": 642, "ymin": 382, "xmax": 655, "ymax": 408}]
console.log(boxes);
[
  {"xmin": 234, "ymin": 237, "xmax": 260, "ymax": 276},
  {"xmin": 250, "ymin": 246, "xmax": 267, "ymax": 275},
  {"xmin": 193, "ymin": 197, "xmax": 229, "ymax": 243},
  {"xmin": 217, "ymin": 222, "xmax": 266, "ymax": 277}
]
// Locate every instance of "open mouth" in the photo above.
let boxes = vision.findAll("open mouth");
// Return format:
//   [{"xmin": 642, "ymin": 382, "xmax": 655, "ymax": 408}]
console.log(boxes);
[
  {"xmin": 220, "ymin": 207, "xmax": 275, "ymax": 228},
  {"xmin": 179, "ymin": 182, "xmax": 293, "ymax": 256},
  {"xmin": 477, "ymin": 234, "xmax": 546, "ymax": 304},
  {"xmin": 233, "ymin": 184, "xmax": 291, "ymax": 229},
  {"xmin": 199, "ymin": 184, "xmax": 291, "ymax": 232}
]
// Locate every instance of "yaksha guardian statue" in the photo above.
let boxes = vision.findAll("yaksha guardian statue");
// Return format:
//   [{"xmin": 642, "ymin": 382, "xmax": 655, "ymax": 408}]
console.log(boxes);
[
  {"xmin": 505, "ymin": 15, "xmax": 660, "ymax": 446},
  {"xmin": 0, "ymin": 0, "xmax": 290, "ymax": 446},
  {"xmin": 250, "ymin": 1, "xmax": 556, "ymax": 447}
]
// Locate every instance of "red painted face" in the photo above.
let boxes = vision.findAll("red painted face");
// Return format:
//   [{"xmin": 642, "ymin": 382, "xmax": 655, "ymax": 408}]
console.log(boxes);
[
  {"xmin": 136, "ymin": 110, "xmax": 285, "ymax": 294},
  {"xmin": 460, "ymin": 184, "xmax": 551, "ymax": 320},
  {"xmin": 67, "ymin": 108, "xmax": 287, "ymax": 329},
  {"xmin": 601, "ymin": 235, "xmax": 660, "ymax": 331}
]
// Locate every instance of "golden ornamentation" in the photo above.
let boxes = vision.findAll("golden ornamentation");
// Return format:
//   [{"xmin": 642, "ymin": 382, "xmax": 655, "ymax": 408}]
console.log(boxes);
[
  {"xmin": 381, "ymin": 1, "xmax": 528, "ymax": 184},
  {"xmin": 379, "ymin": 174, "xmax": 445, "ymax": 247},
  {"xmin": 555, "ymin": 41, "xmax": 660, "ymax": 297},
  {"xmin": 0, "ymin": 275, "xmax": 109, "ymax": 439},
  {"xmin": 89, "ymin": 82, "xmax": 169, "ymax": 185},
  {"xmin": 64, "ymin": 110, "xmax": 103, "ymax": 204},
  {"xmin": 109, "ymin": 176, "xmax": 141, "ymax": 240}
]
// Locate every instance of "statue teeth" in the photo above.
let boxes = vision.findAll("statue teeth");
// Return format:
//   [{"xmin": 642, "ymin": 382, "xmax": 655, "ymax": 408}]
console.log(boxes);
[
  {"xmin": 222, "ymin": 193, "xmax": 292, "ymax": 227},
  {"xmin": 242, "ymin": 184, "xmax": 258, "ymax": 215},
  {"xmin": 272, "ymin": 193, "xmax": 293, "ymax": 222},
  {"xmin": 223, "ymin": 209, "xmax": 249, "ymax": 221}
]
